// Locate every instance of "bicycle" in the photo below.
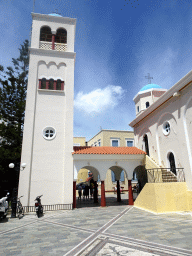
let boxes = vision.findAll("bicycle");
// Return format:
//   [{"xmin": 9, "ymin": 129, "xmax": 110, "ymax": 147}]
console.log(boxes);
[{"xmin": 17, "ymin": 196, "xmax": 24, "ymax": 219}]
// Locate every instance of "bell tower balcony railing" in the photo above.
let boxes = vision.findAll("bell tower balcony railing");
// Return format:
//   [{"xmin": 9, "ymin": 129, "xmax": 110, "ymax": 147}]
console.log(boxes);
[{"xmin": 39, "ymin": 41, "xmax": 67, "ymax": 52}]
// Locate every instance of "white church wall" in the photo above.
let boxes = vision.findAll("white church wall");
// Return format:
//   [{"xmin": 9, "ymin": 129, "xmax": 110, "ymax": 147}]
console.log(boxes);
[{"xmin": 134, "ymin": 82, "xmax": 192, "ymax": 190}]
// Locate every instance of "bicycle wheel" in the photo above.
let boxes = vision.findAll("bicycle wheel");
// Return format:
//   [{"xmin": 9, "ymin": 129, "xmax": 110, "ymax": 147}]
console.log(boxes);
[{"xmin": 20, "ymin": 207, "xmax": 24, "ymax": 219}]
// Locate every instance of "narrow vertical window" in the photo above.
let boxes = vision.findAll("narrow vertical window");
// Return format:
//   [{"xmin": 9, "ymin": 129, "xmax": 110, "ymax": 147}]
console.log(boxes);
[
  {"xmin": 56, "ymin": 79, "xmax": 61, "ymax": 90},
  {"xmin": 146, "ymin": 102, "xmax": 150, "ymax": 108},
  {"xmin": 49, "ymin": 79, "xmax": 54, "ymax": 90},
  {"xmin": 41, "ymin": 78, "xmax": 46, "ymax": 89}
]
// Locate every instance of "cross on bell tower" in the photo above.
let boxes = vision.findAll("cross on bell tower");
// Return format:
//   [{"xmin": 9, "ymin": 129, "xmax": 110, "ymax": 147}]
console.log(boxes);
[{"xmin": 145, "ymin": 73, "xmax": 153, "ymax": 84}]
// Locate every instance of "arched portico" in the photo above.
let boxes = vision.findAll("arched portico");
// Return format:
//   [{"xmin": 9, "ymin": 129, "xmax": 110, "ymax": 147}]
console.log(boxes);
[{"xmin": 73, "ymin": 147, "xmax": 146, "ymax": 208}]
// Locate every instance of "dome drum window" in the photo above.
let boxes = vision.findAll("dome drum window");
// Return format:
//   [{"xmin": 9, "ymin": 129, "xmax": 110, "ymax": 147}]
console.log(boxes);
[
  {"xmin": 43, "ymin": 127, "xmax": 56, "ymax": 140},
  {"xmin": 146, "ymin": 102, "xmax": 150, "ymax": 108},
  {"xmin": 163, "ymin": 121, "xmax": 170, "ymax": 135},
  {"xmin": 39, "ymin": 78, "xmax": 64, "ymax": 91}
]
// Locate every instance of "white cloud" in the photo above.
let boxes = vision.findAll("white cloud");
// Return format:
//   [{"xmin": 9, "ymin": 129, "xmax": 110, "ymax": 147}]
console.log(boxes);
[{"xmin": 74, "ymin": 85, "xmax": 124, "ymax": 114}]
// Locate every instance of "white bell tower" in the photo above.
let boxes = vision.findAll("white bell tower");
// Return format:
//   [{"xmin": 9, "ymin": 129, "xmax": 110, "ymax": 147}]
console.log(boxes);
[{"xmin": 19, "ymin": 13, "xmax": 76, "ymax": 208}]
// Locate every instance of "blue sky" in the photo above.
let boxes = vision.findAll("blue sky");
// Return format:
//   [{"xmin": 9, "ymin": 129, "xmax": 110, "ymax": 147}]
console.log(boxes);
[{"xmin": 1, "ymin": 0, "xmax": 192, "ymax": 140}]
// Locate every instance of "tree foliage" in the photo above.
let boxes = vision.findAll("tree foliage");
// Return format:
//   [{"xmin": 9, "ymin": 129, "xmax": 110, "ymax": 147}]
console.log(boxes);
[{"xmin": 0, "ymin": 40, "xmax": 29, "ymax": 196}]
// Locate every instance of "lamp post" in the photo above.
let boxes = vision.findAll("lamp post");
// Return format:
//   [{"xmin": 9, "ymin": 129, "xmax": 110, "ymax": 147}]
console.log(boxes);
[{"xmin": 9, "ymin": 162, "xmax": 26, "ymax": 218}]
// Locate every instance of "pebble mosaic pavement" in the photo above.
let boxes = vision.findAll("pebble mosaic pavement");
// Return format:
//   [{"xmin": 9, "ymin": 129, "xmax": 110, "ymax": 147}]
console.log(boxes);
[{"xmin": 1, "ymin": 194, "xmax": 192, "ymax": 256}]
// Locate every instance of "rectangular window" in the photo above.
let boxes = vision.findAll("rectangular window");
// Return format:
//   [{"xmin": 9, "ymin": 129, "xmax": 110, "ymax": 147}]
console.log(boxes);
[
  {"xmin": 126, "ymin": 139, "xmax": 134, "ymax": 147},
  {"xmin": 112, "ymin": 140, "xmax": 119, "ymax": 147},
  {"xmin": 73, "ymin": 143, "xmax": 80, "ymax": 146},
  {"xmin": 111, "ymin": 138, "xmax": 120, "ymax": 147},
  {"xmin": 98, "ymin": 140, "xmax": 101, "ymax": 146}
]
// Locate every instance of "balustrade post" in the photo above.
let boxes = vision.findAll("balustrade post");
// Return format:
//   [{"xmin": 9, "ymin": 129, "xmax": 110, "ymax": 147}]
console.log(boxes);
[{"xmin": 52, "ymin": 34, "xmax": 55, "ymax": 50}]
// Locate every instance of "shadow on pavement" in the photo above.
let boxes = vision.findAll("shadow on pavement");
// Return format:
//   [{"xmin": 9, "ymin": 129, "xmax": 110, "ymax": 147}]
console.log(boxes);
[{"xmin": 76, "ymin": 194, "xmax": 129, "ymax": 208}]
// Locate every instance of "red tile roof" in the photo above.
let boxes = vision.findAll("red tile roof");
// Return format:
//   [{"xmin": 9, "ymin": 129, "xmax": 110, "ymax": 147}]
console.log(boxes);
[
  {"xmin": 72, "ymin": 147, "xmax": 146, "ymax": 155},
  {"xmin": 73, "ymin": 146, "xmax": 91, "ymax": 152}
]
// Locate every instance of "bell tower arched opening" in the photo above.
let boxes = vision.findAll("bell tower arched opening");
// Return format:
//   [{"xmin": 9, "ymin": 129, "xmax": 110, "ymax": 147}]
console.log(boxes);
[
  {"xmin": 55, "ymin": 28, "xmax": 67, "ymax": 44},
  {"xmin": 40, "ymin": 26, "xmax": 52, "ymax": 42}
]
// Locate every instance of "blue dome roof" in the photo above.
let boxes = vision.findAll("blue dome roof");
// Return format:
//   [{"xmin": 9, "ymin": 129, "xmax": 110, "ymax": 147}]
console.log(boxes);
[
  {"xmin": 49, "ymin": 13, "xmax": 62, "ymax": 17},
  {"xmin": 140, "ymin": 84, "xmax": 162, "ymax": 92}
]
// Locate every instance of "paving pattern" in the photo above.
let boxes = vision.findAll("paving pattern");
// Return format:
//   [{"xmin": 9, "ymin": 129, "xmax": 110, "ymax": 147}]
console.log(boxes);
[{"xmin": 1, "ymin": 196, "xmax": 192, "ymax": 256}]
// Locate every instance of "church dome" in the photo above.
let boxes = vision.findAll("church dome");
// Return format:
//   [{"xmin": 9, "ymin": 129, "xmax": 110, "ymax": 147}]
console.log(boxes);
[
  {"xmin": 49, "ymin": 13, "xmax": 62, "ymax": 17},
  {"xmin": 140, "ymin": 84, "xmax": 162, "ymax": 92}
]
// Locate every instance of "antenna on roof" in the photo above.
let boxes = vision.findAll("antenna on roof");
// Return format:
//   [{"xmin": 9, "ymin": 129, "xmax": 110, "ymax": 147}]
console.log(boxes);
[
  {"xmin": 145, "ymin": 73, "xmax": 153, "ymax": 84},
  {"xmin": 33, "ymin": 0, "xmax": 36, "ymax": 12}
]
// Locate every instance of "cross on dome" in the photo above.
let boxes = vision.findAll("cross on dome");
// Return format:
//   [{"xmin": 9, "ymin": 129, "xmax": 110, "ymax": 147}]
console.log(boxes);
[{"xmin": 145, "ymin": 73, "xmax": 153, "ymax": 84}]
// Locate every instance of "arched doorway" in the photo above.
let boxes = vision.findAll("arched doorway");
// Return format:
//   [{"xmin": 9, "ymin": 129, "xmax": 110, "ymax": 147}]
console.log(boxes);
[
  {"xmin": 143, "ymin": 134, "xmax": 149, "ymax": 156},
  {"xmin": 74, "ymin": 166, "xmax": 100, "ymax": 208},
  {"xmin": 168, "ymin": 152, "xmax": 176, "ymax": 175},
  {"xmin": 107, "ymin": 166, "xmax": 133, "ymax": 205},
  {"xmin": 133, "ymin": 165, "xmax": 148, "ymax": 193}
]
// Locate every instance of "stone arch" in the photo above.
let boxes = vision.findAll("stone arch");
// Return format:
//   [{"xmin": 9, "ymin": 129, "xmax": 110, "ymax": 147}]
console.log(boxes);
[
  {"xmin": 133, "ymin": 165, "xmax": 147, "ymax": 192},
  {"xmin": 75, "ymin": 166, "xmax": 100, "ymax": 182},
  {"xmin": 138, "ymin": 127, "xmax": 152, "ymax": 152},
  {"xmin": 109, "ymin": 166, "xmax": 127, "ymax": 181}
]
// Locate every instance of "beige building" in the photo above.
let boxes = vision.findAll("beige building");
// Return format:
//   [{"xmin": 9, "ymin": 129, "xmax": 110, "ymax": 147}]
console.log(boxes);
[
  {"xmin": 87, "ymin": 129, "xmax": 134, "ymax": 147},
  {"xmin": 76, "ymin": 130, "xmax": 134, "ymax": 191},
  {"xmin": 73, "ymin": 137, "xmax": 86, "ymax": 146}
]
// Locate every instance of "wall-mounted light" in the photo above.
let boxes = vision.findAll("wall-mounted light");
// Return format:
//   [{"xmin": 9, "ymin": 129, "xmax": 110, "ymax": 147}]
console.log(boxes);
[{"xmin": 173, "ymin": 91, "xmax": 181, "ymax": 97}]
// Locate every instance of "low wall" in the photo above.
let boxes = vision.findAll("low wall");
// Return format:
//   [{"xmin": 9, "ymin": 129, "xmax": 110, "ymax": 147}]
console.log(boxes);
[{"xmin": 134, "ymin": 182, "xmax": 192, "ymax": 213}]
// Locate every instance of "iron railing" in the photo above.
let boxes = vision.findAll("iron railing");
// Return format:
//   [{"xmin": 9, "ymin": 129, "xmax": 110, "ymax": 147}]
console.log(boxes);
[
  {"xmin": 23, "ymin": 203, "xmax": 72, "ymax": 213},
  {"xmin": 147, "ymin": 168, "xmax": 185, "ymax": 183}
]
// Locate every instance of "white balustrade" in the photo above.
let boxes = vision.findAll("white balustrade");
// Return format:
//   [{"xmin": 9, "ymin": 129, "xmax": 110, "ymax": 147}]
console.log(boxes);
[{"xmin": 39, "ymin": 41, "xmax": 67, "ymax": 52}]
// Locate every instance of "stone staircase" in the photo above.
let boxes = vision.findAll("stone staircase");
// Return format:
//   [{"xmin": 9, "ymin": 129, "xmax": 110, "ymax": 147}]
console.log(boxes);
[
  {"xmin": 145, "ymin": 155, "xmax": 178, "ymax": 183},
  {"xmin": 161, "ymin": 169, "xmax": 177, "ymax": 182}
]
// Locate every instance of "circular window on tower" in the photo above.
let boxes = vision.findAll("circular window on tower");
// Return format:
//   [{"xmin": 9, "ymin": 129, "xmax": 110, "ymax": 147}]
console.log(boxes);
[
  {"xmin": 42, "ymin": 127, "xmax": 56, "ymax": 140},
  {"xmin": 162, "ymin": 121, "xmax": 170, "ymax": 136}
]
